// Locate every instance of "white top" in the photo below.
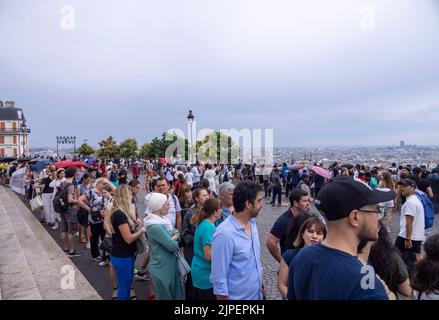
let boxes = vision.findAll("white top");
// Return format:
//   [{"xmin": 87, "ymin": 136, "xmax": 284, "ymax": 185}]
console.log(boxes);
[
  {"xmin": 415, "ymin": 290, "xmax": 439, "ymax": 300},
  {"xmin": 184, "ymin": 172, "xmax": 194, "ymax": 186},
  {"xmin": 165, "ymin": 194, "xmax": 182, "ymax": 228},
  {"xmin": 399, "ymin": 194, "xmax": 425, "ymax": 241},
  {"xmin": 204, "ymin": 169, "xmax": 217, "ymax": 194}
]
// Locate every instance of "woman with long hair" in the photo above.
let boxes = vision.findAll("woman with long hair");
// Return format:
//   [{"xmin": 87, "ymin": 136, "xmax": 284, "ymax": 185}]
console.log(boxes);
[
  {"xmin": 182, "ymin": 188, "xmax": 210, "ymax": 300},
  {"xmin": 34, "ymin": 165, "xmax": 57, "ymax": 227},
  {"xmin": 144, "ymin": 192, "xmax": 183, "ymax": 300},
  {"xmin": 378, "ymin": 170, "xmax": 396, "ymax": 229},
  {"xmin": 108, "ymin": 185, "xmax": 146, "ymax": 300},
  {"xmin": 279, "ymin": 217, "xmax": 326, "ymax": 300},
  {"xmin": 191, "ymin": 198, "xmax": 221, "ymax": 300},
  {"xmin": 411, "ymin": 233, "xmax": 439, "ymax": 300},
  {"xmin": 358, "ymin": 221, "xmax": 411, "ymax": 299}
]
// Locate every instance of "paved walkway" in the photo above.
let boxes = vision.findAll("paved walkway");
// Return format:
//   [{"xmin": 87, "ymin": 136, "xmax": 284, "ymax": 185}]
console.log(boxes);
[{"xmin": 0, "ymin": 186, "xmax": 101, "ymax": 300}]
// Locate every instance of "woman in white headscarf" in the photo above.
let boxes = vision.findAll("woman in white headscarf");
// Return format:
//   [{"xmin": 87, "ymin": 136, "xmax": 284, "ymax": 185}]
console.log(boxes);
[{"xmin": 144, "ymin": 193, "xmax": 183, "ymax": 300}]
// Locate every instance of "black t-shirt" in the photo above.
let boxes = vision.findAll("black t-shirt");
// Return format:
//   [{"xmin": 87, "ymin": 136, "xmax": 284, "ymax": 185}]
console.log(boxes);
[
  {"xmin": 111, "ymin": 210, "xmax": 137, "ymax": 258},
  {"xmin": 118, "ymin": 170, "xmax": 127, "ymax": 184},
  {"xmin": 270, "ymin": 210, "xmax": 294, "ymax": 255},
  {"xmin": 42, "ymin": 177, "xmax": 54, "ymax": 194},
  {"xmin": 418, "ymin": 179, "xmax": 431, "ymax": 195}
]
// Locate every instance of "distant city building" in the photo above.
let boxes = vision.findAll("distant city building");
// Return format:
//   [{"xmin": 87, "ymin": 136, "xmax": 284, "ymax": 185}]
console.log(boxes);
[
  {"xmin": 0, "ymin": 100, "xmax": 30, "ymax": 157},
  {"xmin": 400, "ymin": 140, "xmax": 405, "ymax": 148}
]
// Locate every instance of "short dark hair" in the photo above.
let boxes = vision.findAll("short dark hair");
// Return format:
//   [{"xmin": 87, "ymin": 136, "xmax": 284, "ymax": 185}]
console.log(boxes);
[
  {"xmin": 157, "ymin": 177, "xmax": 169, "ymax": 185},
  {"xmin": 288, "ymin": 189, "xmax": 309, "ymax": 207},
  {"xmin": 65, "ymin": 166, "xmax": 77, "ymax": 178},
  {"xmin": 128, "ymin": 179, "xmax": 140, "ymax": 188},
  {"xmin": 232, "ymin": 181, "xmax": 263, "ymax": 212},
  {"xmin": 201, "ymin": 178, "xmax": 210, "ymax": 189}
]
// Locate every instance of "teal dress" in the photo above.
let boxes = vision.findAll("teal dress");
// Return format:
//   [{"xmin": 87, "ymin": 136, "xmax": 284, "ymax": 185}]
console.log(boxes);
[
  {"xmin": 191, "ymin": 220, "xmax": 216, "ymax": 289},
  {"xmin": 147, "ymin": 224, "xmax": 183, "ymax": 300}
]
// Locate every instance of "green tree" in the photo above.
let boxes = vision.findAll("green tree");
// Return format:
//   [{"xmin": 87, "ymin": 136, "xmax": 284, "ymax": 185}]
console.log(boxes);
[
  {"xmin": 196, "ymin": 131, "xmax": 239, "ymax": 164},
  {"xmin": 77, "ymin": 143, "xmax": 95, "ymax": 157},
  {"xmin": 148, "ymin": 132, "xmax": 189, "ymax": 159},
  {"xmin": 119, "ymin": 138, "xmax": 138, "ymax": 158},
  {"xmin": 97, "ymin": 136, "xmax": 120, "ymax": 159},
  {"xmin": 138, "ymin": 143, "xmax": 153, "ymax": 159}
]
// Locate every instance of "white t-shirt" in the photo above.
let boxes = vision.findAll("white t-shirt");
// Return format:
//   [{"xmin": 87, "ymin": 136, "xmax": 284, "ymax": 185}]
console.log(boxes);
[
  {"xmin": 165, "ymin": 194, "xmax": 182, "ymax": 228},
  {"xmin": 184, "ymin": 172, "xmax": 194, "ymax": 186},
  {"xmin": 399, "ymin": 194, "xmax": 425, "ymax": 241}
]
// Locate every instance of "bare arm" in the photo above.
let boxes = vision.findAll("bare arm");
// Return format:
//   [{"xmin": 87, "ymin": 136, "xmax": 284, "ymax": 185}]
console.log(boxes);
[
  {"xmin": 405, "ymin": 215, "xmax": 414, "ymax": 240},
  {"xmin": 266, "ymin": 233, "xmax": 282, "ymax": 263},
  {"xmin": 118, "ymin": 223, "xmax": 144, "ymax": 244},
  {"xmin": 176, "ymin": 211, "xmax": 182, "ymax": 232},
  {"xmin": 278, "ymin": 258, "xmax": 289, "ymax": 299},
  {"xmin": 397, "ymin": 279, "xmax": 412, "ymax": 298},
  {"xmin": 203, "ymin": 244, "xmax": 212, "ymax": 262},
  {"xmin": 426, "ymin": 186, "xmax": 434, "ymax": 200}
]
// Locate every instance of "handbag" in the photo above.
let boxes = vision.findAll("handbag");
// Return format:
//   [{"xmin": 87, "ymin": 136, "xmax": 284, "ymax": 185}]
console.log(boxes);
[
  {"xmin": 30, "ymin": 194, "xmax": 44, "ymax": 211},
  {"xmin": 100, "ymin": 236, "xmax": 113, "ymax": 253},
  {"xmin": 176, "ymin": 251, "xmax": 191, "ymax": 278}
]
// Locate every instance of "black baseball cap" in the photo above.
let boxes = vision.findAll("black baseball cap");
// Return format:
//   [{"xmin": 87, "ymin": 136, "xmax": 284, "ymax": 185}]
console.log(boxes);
[
  {"xmin": 397, "ymin": 178, "xmax": 417, "ymax": 188},
  {"xmin": 316, "ymin": 176, "xmax": 396, "ymax": 221}
]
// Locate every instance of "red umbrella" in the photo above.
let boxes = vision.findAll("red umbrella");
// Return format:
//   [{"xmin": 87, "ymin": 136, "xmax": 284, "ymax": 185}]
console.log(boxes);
[
  {"xmin": 159, "ymin": 158, "xmax": 168, "ymax": 164},
  {"xmin": 54, "ymin": 160, "xmax": 86, "ymax": 168},
  {"xmin": 310, "ymin": 166, "xmax": 331, "ymax": 179}
]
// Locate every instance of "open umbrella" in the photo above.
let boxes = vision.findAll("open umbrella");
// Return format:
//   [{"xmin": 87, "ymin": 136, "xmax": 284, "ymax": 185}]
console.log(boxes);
[
  {"xmin": 31, "ymin": 159, "xmax": 53, "ymax": 172},
  {"xmin": 292, "ymin": 164, "xmax": 305, "ymax": 170},
  {"xmin": 159, "ymin": 158, "xmax": 168, "ymax": 165},
  {"xmin": 87, "ymin": 156, "xmax": 97, "ymax": 165},
  {"xmin": 54, "ymin": 160, "xmax": 86, "ymax": 168},
  {"xmin": 310, "ymin": 166, "xmax": 331, "ymax": 179}
]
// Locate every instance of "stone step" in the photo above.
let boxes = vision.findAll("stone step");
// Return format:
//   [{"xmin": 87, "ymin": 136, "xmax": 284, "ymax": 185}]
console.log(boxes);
[
  {"xmin": 0, "ymin": 190, "xmax": 42, "ymax": 300},
  {"xmin": 0, "ymin": 187, "xmax": 101, "ymax": 300}
]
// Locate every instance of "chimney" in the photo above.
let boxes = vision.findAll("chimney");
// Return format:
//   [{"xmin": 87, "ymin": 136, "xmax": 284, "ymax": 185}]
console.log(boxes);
[{"xmin": 5, "ymin": 100, "xmax": 15, "ymax": 108}]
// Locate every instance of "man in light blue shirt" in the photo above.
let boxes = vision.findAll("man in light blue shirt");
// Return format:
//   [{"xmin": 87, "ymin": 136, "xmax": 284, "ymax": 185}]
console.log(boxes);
[
  {"xmin": 210, "ymin": 181, "xmax": 264, "ymax": 300},
  {"xmin": 191, "ymin": 164, "xmax": 201, "ymax": 189}
]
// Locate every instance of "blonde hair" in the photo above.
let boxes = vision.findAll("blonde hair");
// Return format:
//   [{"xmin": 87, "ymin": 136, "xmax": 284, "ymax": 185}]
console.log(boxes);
[{"xmin": 108, "ymin": 185, "xmax": 136, "ymax": 234}]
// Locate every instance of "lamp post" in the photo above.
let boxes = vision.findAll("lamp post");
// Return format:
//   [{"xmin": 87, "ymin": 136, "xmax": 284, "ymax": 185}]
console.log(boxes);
[
  {"xmin": 187, "ymin": 110, "xmax": 195, "ymax": 163},
  {"xmin": 21, "ymin": 121, "xmax": 26, "ymax": 157}
]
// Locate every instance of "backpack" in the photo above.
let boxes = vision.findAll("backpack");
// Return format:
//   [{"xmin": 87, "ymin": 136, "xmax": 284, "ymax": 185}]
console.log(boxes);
[
  {"xmin": 415, "ymin": 190, "xmax": 435, "ymax": 229},
  {"xmin": 223, "ymin": 171, "xmax": 230, "ymax": 182},
  {"xmin": 87, "ymin": 189, "xmax": 105, "ymax": 223},
  {"xmin": 53, "ymin": 182, "xmax": 72, "ymax": 214}
]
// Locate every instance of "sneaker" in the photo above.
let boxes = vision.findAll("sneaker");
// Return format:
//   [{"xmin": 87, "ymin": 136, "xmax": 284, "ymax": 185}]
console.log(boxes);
[
  {"xmin": 67, "ymin": 251, "xmax": 82, "ymax": 258},
  {"xmin": 91, "ymin": 256, "xmax": 103, "ymax": 262},
  {"xmin": 98, "ymin": 260, "xmax": 110, "ymax": 266},
  {"xmin": 51, "ymin": 223, "xmax": 59, "ymax": 230},
  {"xmin": 74, "ymin": 232, "xmax": 80, "ymax": 238},
  {"xmin": 85, "ymin": 242, "xmax": 91, "ymax": 250}
]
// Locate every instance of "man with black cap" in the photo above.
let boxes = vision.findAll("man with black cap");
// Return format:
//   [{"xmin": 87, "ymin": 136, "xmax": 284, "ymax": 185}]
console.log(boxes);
[
  {"xmin": 288, "ymin": 176, "xmax": 395, "ymax": 300},
  {"xmin": 395, "ymin": 178, "xmax": 425, "ymax": 265}
]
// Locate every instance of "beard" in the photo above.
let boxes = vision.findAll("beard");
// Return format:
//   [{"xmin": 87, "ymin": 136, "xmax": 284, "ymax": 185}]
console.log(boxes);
[{"xmin": 358, "ymin": 223, "xmax": 379, "ymax": 242}]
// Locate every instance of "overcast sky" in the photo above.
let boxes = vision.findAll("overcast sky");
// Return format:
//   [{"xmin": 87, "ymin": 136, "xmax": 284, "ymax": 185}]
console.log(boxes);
[{"xmin": 1, "ymin": 0, "xmax": 439, "ymax": 148}]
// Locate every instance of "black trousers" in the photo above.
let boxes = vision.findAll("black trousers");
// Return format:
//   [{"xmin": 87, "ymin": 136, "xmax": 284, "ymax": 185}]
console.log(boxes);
[
  {"xmin": 272, "ymin": 187, "xmax": 282, "ymax": 204},
  {"xmin": 192, "ymin": 287, "xmax": 215, "ymax": 300},
  {"xmin": 90, "ymin": 222, "xmax": 105, "ymax": 259},
  {"xmin": 286, "ymin": 184, "xmax": 294, "ymax": 197}
]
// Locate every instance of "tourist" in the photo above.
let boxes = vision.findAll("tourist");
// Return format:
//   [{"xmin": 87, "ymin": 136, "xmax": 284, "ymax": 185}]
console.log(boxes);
[
  {"xmin": 216, "ymin": 182, "xmax": 235, "ymax": 226},
  {"xmin": 278, "ymin": 217, "xmax": 326, "ymax": 299},
  {"xmin": 267, "ymin": 189, "xmax": 311, "ymax": 263},
  {"xmin": 211, "ymin": 181, "xmax": 264, "ymax": 300},
  {"xmin": 155, "ymin": 178, "xmax": 182, "ymax": 232},
  {"xmin": 144, "ymin": 192, "xmax": 183, "ymax": 300},
  {"xmin": 411, "ymin": 233, "xmax": 439, "ymax": 300},
  {"xmin": 395, "ymin": 178, "xmax": 425, "ymax": 272},
  {"xmin": 270, "ymin": 168, "xmax": 282, "ymax": 207},
  {"xmin": 109, "ymin": 185, "xmax": 146, "ymax": 300},
  {"xmin": 191, "ymin": 198, "xmax": 221, "ymax": 300},
  {"xmin": 289, "ymin": 176, "xmax": 395, "ymax": 300}
]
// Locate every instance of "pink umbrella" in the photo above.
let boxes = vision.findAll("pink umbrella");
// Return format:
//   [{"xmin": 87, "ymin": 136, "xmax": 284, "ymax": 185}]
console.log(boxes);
[
  {"xmin": 311, "ymin": 166, "xmax": 331, "ymax": 179},
  {"xmin": 292, "ymin": 164, "xmax": 305, "ymax": 170}
]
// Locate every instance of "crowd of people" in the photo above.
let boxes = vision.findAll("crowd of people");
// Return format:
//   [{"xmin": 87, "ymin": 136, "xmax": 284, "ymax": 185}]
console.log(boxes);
[{"xmin": 1, "ymin": 156, "xmax": 438, "ymax": 300}]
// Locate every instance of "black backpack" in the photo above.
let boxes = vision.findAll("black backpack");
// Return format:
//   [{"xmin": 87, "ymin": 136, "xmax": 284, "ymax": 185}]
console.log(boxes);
[{"xmin": 53, "ymin": 182, "xmax": 72, "ymax": 213}]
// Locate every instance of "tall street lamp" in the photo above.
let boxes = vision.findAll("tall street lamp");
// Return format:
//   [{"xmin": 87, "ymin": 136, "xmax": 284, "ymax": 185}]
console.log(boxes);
[{"xmin": 187, "ymin": 110, "xmax": 195, "ymax": 163}]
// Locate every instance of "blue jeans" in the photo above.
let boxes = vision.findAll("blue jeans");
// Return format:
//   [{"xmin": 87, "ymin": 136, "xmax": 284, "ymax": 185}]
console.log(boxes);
[{"xmin": 110, "ymin": 256, "xmax": 135, "ymax": 300}]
